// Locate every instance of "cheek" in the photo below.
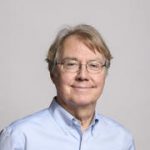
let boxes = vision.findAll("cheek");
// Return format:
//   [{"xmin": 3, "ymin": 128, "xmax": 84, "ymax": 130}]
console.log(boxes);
[
  {"xmin": 94, "ymin": 74, "xmax": 106, "ymax": 92},
  {"xmin": 54, "ymin": 72, "xmax": 74, "ymax": 91},
  {"xmin": 60, "ymin": 73, "xmax": 73, "ymax": 85}
]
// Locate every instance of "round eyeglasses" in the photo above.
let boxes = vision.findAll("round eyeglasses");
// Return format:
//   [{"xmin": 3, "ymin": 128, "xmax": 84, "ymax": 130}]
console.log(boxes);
[{"xmin": 56, "ymin": 59, "xmax": 107, "ymax": 74}]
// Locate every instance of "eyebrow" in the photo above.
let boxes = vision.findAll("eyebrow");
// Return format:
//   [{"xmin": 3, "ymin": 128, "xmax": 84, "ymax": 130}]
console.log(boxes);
[
  {"xmin": 61, "ymin": 57, "xmax": 105, "ymax": 63},
  {"xmin": 61, "ymin": 57, "xmax": 78, "ymax": 61}
]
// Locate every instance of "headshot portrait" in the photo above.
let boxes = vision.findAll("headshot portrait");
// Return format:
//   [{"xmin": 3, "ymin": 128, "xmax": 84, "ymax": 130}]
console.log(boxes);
[{"xmin": 0, "ymin": 1, "xmax": 150, "ymax": 150}]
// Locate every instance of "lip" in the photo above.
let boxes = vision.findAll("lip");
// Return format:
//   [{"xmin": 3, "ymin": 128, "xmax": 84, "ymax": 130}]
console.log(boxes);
[
  {"xmin": 71, "ymin": 85, "xmax": 95, "ymax": 89},
  {"xmin": 72, "ymin": 86, "xmax": 91, "ymax": 88}
]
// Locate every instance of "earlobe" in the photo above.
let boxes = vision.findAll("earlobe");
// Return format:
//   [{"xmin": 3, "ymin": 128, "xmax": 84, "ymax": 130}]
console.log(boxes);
[
  {"xmin": 105, "ymin": 68, "xmax": 109, "ymax": 77},
  {"xmin": 50, "ymin": 71, "xmax": 58, "ymax": 84},
  {"xmin": 50, "ymin": 72, "xmax": 55, "ymax": 83}
]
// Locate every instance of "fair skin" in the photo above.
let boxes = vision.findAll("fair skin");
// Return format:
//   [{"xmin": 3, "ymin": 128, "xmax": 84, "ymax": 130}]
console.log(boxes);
[{"xmin": 51, "ymin": 35, "xmax": 107, "ymax": 131}]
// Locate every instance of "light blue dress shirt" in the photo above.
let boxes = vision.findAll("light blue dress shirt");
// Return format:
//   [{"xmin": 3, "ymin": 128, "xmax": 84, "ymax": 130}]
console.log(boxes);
[{"xmin": 0, "ymin": 99, "xmax": 135, "ymax": 150}]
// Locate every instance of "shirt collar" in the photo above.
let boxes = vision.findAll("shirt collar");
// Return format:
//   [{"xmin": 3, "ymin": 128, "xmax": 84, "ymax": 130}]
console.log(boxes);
[
  {"xmin": 48, "ymin": 97, "xmax": 99, "ymax": 134},
  {"xmin": 49, "ymin": 98, "xmax": 75, "ymax": 129}
]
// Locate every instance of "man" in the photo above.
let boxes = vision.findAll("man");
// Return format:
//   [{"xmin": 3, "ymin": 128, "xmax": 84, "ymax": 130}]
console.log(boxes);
[{"xmin": 0, "ymin": 24, "xmax": 135, "ymax": 150}]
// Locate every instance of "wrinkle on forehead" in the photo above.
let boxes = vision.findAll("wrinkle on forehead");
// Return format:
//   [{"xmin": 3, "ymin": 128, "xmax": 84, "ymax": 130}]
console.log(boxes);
[{"xmin": 59, "ymin": 35, "xmax": 105, "ymax": 61}]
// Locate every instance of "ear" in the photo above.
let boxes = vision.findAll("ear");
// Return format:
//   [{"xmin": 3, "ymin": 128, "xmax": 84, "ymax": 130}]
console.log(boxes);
[
  {"xmin": 50, "ymin": 72, "xmax": 55, "ymax": 83},
  {"xmin": 50, "ymin": 71, "xmax": 58, "ymax": 84}
]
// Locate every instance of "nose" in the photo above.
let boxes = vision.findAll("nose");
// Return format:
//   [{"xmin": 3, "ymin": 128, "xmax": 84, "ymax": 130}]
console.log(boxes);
[{"xmin": 76, "ymin": 64, "xmax": 89, "ymax": 81}]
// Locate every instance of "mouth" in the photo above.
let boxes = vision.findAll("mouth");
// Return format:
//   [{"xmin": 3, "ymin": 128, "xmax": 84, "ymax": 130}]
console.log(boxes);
[{"xmin": 71, "ymin": 85, "xmax": 95, "ymax": 90}]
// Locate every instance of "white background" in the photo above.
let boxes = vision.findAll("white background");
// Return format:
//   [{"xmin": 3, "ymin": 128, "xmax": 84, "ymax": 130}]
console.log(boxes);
[{"xmin": 0, "ymin": 0, "xmax": 150, "ymax": 149}]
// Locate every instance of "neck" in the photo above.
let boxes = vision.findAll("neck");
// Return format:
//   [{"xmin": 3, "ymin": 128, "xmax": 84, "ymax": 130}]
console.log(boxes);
[
  {"xmin": 56, "ymin": 99, "xmax": 96, "ymax": 130},
  {"xmin": 74, "ymin": 106, "xmax": 95, "ymax": 130}
]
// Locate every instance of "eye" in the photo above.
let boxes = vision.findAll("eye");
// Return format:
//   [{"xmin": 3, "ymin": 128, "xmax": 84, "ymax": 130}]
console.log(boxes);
[
  {"xmin": 64, "ymin": 61, "xmax": 78, "ymax": 68},
  {"xmin": 88, "ymin": 62, "xmax": 100, "ymax": 69}
]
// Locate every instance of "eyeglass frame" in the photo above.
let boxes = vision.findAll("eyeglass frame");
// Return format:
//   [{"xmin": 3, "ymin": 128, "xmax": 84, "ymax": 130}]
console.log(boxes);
[{"xmin": 55, "ymin": 58, "xmax": 108, "ymax": 74}]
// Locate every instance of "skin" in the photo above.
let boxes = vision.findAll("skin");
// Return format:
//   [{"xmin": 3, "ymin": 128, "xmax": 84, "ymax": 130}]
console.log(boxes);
[{"xmin": 51, "ymin": 35, "xmax": 107, "ymax": 130}]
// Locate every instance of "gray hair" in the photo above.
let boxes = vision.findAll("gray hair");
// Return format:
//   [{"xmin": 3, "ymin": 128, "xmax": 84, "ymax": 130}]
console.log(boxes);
[{"xmin": 46, "ymin": 24, "xmax": 113, "ymax": 73}]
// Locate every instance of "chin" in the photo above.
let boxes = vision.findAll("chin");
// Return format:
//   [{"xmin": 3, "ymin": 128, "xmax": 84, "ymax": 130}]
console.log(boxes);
[{"xmin": 71, "ymin": 97, "xmax": 96, "ymax": 107}]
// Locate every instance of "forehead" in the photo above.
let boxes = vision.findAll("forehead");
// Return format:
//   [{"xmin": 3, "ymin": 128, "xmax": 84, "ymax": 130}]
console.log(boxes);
[{"xmin": 60, "ymin": 35, "xmax": 104, "ymax": 61}]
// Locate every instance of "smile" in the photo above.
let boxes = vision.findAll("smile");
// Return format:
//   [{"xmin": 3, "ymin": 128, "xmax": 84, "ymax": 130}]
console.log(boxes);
[{"xmin": 71, "ymin": 85, "xmax": 95, "ymax": 90}]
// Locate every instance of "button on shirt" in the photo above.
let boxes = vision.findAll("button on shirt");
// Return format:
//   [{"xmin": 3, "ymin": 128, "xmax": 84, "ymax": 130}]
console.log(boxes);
[{"xmin": 0, "ymin": 99, "xmax": 135, "ymax": 150}]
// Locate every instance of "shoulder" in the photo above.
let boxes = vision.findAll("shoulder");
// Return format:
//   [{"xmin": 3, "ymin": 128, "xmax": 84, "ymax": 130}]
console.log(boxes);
[
  {"xmin": 0, "ymin": 108, "xmax": 51, "ymax": 148},
  {"xmin": 97, "ymin": 114, "xmax": 134, "ymax": 140},
  {"xmin": 0, "ymin": 108, "xmax": 51, "ymax": 136}
]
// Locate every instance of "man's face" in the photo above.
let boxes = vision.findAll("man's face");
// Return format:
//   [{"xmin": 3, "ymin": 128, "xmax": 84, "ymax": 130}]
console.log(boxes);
[{"xmin": 51, "ymin": 36, "xmax": 107, "ymax": 109}]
